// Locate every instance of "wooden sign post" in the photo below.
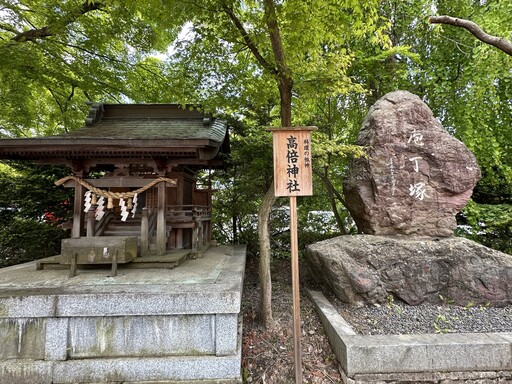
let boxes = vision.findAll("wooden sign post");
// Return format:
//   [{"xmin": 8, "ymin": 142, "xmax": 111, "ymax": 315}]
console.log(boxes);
[{"xmin": 268, "ymin": 126, "xmax": 317, "ymax": 384}]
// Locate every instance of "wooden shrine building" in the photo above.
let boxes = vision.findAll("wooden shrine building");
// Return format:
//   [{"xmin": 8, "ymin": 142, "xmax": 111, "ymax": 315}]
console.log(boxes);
[{"xmin": 0, "ymin": 103, "xmax": 229, "ymax": 258}]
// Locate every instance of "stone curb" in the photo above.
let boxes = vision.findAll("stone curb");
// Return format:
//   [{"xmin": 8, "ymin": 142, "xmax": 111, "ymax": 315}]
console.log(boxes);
[{"xmin": 308, "ymin": 289, "xmax": 512, "ymax": 383}]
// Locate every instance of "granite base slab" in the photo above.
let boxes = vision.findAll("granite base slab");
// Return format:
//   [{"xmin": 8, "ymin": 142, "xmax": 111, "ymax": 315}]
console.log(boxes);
[{"xmin": 0, "ymin": 244, "xmax": 246, "ymax": 384}]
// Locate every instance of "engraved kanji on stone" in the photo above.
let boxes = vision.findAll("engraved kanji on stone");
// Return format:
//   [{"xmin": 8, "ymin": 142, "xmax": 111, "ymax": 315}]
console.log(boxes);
[{"xmin": 409, "ymin": 182, "xmax": 429, "ymax": 200}]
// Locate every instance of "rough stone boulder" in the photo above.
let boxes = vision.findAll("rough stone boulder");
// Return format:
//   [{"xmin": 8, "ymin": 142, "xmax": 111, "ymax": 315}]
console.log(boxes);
[
  {"xmin": 306, "ymin": 235, "xmax": 512, "ymax": 307},
  {"xmin": 343, "ymin": 90, "xmax": 481, "ymax": 237}
]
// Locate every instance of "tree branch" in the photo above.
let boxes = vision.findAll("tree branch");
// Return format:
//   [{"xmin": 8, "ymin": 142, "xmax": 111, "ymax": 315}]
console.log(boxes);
[
  {"xmin": 10, "ymin": 1, "xmax": 104, "ymax": 43},
  {"xmin": 50, "ymin": 39, "xmax": 168, "ymax": 82},
  {"xmin": 63, "ymin": 85, "xmax": 76, "ymax": 113},
  {"xmin": 12, "ymin": 26, "xmax": 52, "ymax": 42},
  {"xmin": 264, "ymin": 0, "xmax": 289, "ymax": 80},
  {"xmin": 312, "ymin": 167, "xmax": 350, "ymax": 211},
  {"xmin": 220, "ymin": 2, "xmax": 277, "ymax": 75},
  {"xmin": 46, "ymin": 86, "xmax": 64, "ymax": 112},
  {"xmin": 429, "ymin": 15, "xmax": 512, "ymax": 56}
]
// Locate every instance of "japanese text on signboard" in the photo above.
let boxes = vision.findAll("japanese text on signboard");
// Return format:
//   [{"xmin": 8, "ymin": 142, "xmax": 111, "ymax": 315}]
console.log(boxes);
[{"xmin": 271, "ymin": 128, "xmax": 315, "ymax": 197}]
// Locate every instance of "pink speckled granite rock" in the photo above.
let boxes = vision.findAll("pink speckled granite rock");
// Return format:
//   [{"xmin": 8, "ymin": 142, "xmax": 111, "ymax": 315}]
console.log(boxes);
[
  {"xmin": 307, "ymin": 235, "xmax": 512, "ymax": 306},
  {"xmin": 343, "ymin": 91, "xmax": 481, "ymax": 237}
]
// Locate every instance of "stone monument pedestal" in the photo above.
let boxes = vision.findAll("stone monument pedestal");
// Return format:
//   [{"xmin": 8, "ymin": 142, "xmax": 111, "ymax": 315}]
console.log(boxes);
[
  {"xmin": 0, "ymin": 245, "xmax": 246, "ymax": 384},
  {"xmin": 307, "ymin": 235, "xmax": 512, "ymax": 307}
]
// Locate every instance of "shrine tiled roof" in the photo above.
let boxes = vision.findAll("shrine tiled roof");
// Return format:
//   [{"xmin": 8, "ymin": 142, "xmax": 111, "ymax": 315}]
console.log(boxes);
[
  {"xmin": 56, "ymin": 118, "xmax": 227, "ymax": 142},
  {"xmin": 0, "ymin": 103, "xmax": 229, "ymax": 164},
  {"xmin": 53, "ymin": 103, "xmax": 227, "ymax": 143}
]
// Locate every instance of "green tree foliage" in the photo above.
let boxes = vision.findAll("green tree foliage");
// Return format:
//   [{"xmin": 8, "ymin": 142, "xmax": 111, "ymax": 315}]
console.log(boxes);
[
  {"xmin": 0, "ymin": 0, "xmax": 177, "ymax": 136},
  {"xmin": 307, "ymin": 0, "xmax": 512, "ymax": 252},
  {"xmin": 0, "ymin": 162, "xmax": 72, "ymax": 221},
  {"xmin": 0, "ymin": 0, "xmax": 178, "ymax": 266},
  {"xmin": 133, "ymin": 0, "xmax": 392, "ymax": 325},
  {"xmin": 209, "ymin": 117, "xmax": 274, "ymax": 254},
  {"xmin": 0, "ymin": 217, "xmax": 68, "ymax": 267},
  {"xmin": 0, "ymin": 0, "xmax": 510, "ymax": 307},
  {"xmin": 384, "ymin": 0, "xmax": 512, "ymax": 252},
  {"xmin": 0, "ymin": 162, "xmax": 72, "ymax": 266},
  {"xmin": 408, "ymin": 0, "xmax": 511, "ymax": 203},
  {"xmin": 457, "ymin": 200, "xmax": 512, "ymax": 255}
]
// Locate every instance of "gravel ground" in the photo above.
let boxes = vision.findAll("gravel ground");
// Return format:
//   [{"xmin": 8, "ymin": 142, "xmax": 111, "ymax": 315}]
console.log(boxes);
[{"xmin": 333, "ymin": 297, "xmax": 512, "ymax": 335}]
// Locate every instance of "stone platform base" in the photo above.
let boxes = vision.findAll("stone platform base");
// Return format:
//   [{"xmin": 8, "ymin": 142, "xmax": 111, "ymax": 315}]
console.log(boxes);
[{"xmin": 0, "ymin": 244, "xmax": 246, "ymax": 384}]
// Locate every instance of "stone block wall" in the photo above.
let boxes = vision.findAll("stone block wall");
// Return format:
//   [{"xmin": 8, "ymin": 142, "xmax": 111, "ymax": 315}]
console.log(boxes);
[{"xmin": 0, "ymin": 244, "xmax": 246, "ymax": 384}]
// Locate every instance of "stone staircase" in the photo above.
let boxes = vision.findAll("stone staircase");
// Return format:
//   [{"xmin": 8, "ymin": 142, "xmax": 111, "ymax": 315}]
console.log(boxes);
[
  {"xmin": 104, "ymin": 216, "xmax": 143, "ymax": 237},
  {"xmin": 102, "ymin": 215, "xmax": 163, "ymax": 255}
]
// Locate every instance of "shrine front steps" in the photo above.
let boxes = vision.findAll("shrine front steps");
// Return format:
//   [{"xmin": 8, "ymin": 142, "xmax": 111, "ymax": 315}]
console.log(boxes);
[{"xmin": 0, "ymin": 244, "xmax": 246, "ymax": 384}]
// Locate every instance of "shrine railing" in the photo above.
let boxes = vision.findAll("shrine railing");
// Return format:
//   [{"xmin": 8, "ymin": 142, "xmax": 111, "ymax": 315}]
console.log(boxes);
[
  {"xmin": 166, "ymin": 205, "xmax": 211, "ymax": 222},
  {"xmin": 166, "ymin": 205, "xmax": 212, "ymax": 256}
]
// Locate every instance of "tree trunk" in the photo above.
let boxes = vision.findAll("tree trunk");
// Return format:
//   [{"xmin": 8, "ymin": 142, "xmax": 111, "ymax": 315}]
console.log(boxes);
[
  {"xmin": 257, "ymin": 79, "xmax": 291, "ymax": 327},
  {"xmin": 222, "ymin": 0, "xmax": 294, "ymax": 328},
  {"xmin": 312, "ymin": 167, "xmax": 350, "ymax": 234},
  {"xmin": 265, "ymin": 0, "xmax": 293, "ymax": 127},
  {"xmin": 232, "ymin": 214, "xmax": 238, "ymax": 244},
  {"xmin": 278, "ymin": 77, "xmax": 293, "ymax": 127},
  {"xmin": 327, "ymin": 186, "xmax": 347, "ymax": 235},
  {"xmin": 257, "ymin": 182, "xmax": 277, "ymax": 326},
  {"xmin": 253, "ymin": 0, "xmax": 294, "ymax": 329}
]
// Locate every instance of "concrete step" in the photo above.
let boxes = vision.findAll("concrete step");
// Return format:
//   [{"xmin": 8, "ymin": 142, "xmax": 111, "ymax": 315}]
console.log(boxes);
[
  {"xmin": 106, "ymin": 224, "xmax": 141, "ymax": 231},
  {"xmin": 103, "ymin": 230, "xmax": 140, "ymax": 237}
]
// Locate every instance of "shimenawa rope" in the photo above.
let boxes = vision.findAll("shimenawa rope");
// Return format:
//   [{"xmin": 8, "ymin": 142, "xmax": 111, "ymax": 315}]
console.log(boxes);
[{"xmin": 55, "ymin": 175, "xmax": 177, "ymax": 209}]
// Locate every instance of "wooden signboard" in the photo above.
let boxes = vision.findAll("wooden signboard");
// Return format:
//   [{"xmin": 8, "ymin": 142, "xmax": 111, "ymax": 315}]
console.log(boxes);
[
  {"xmin": 269, "ymin": 127, "xmax": 317, "ymax": 197},
  {"xmin": 268, "ymin": 126, "xmax": 317, "ymax": 384}
]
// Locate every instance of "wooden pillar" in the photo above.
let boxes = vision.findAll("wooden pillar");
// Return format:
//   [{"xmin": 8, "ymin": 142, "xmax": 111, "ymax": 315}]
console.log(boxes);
[
  {"xmin": 72, "ymin": 183, "xmax": 86, "ymax": 238},
  {"xmin": 290, "ymin": 196, "xmax": 302, "ymax": 383},
  {"xmin": 156, "ymin": 183, "xmax": 167, "ymax": 256},
  {"xmin": 141, "ymin": 207, "xmax": 149, "ymax": 257},
  {"xmin": 191, "ymin": 221, "xmax": 199, "ymax": 256},
  {"xmin": 86, "ymin": 205, "xmax": 96, "ymax": 237},
  {"xmin": 199, "ymin": 222, "xmax": 205, "ymax": 251},
  {"xmin": 206, "ymin": 219, "xmax": 211, "ymax": 244},
  {"xmin": 268, "ymin": 126, "xmax": 317, "ymax": 384},
  {"xmin": 176, "ymin": 175, "xmax": 184, "ymax": 249}
]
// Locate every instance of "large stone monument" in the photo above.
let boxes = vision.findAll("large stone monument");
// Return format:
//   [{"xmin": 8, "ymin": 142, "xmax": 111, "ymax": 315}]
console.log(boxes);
[
  {"xmin": 307, "ymin": 91, "xmax": 512, "ymax": 307},
  {"xmin": 343, "ymin": 90, "xmax": 480, "ymax": 237}
]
